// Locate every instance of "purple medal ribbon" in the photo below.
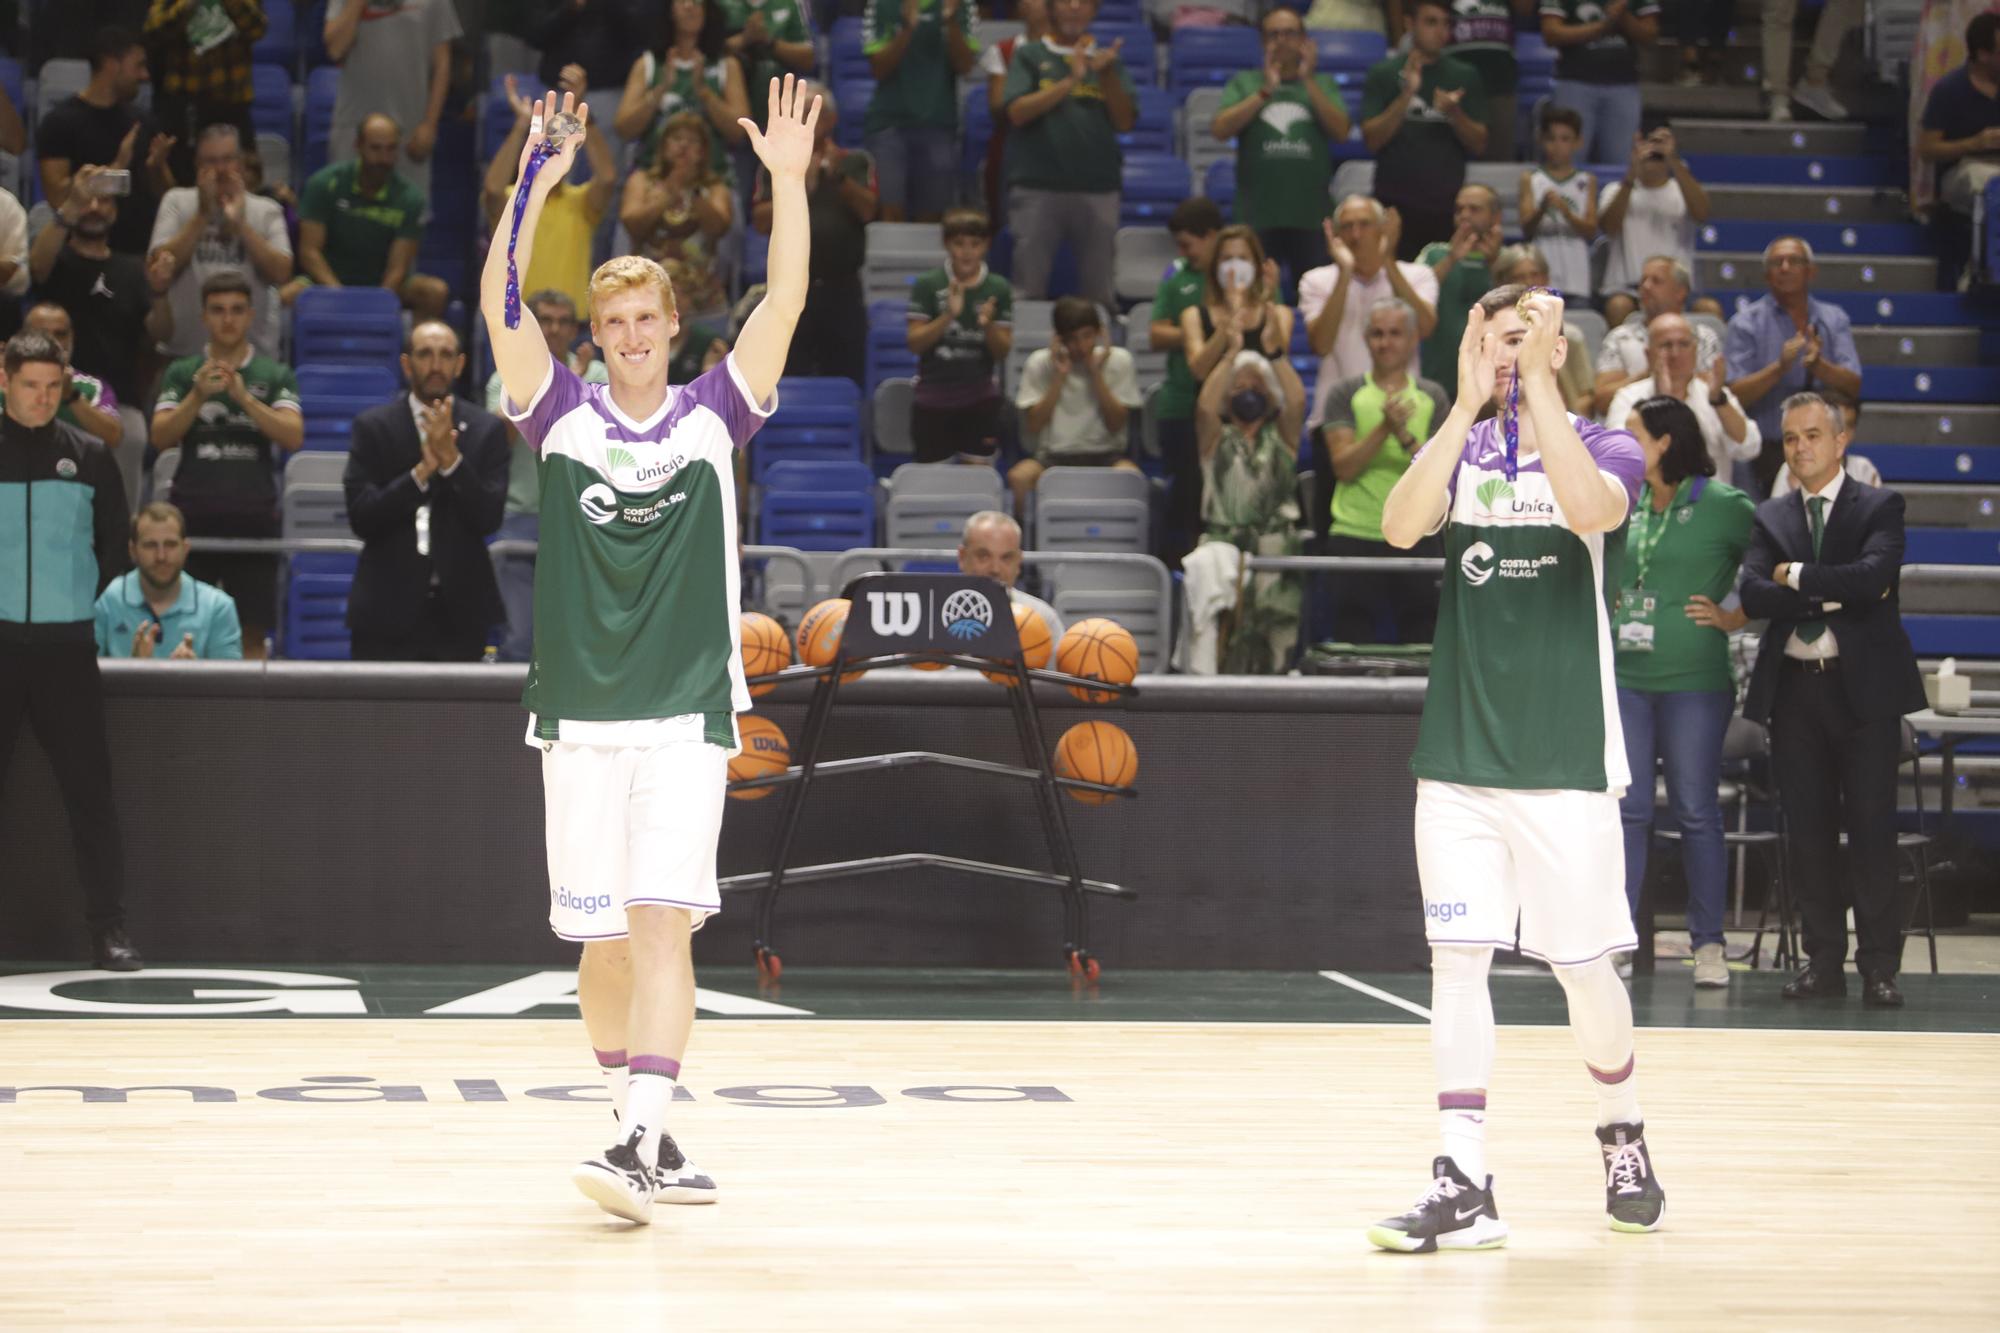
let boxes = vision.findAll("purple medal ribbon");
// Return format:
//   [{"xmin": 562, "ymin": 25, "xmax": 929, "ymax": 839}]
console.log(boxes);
[
  {"xmin": 503, "ymin": 112, "xmax": 581, "ymax": 329},
  {"xmin": 1501, "ymin": 286, "xmax": 1562, "ymax": 483}
]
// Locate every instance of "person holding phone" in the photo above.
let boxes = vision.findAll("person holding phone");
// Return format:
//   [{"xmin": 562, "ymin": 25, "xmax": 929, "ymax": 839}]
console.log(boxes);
[{"xmin": 29, "ymin": 164, "xmax": 175, "ymax": 410}]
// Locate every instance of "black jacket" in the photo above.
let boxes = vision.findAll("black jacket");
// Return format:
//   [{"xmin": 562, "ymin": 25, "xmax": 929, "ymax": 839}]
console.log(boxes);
[
  {"xmin": 1739, "ymin": 479, "xmax": 1926, "ymax": 724},
  {"xmin": 0, "ymin": 416, "xmax": 129, "ymax": 643},
  {"xmin": 341, "ymin": 398, "xmax": 509, "ymax": 639}
]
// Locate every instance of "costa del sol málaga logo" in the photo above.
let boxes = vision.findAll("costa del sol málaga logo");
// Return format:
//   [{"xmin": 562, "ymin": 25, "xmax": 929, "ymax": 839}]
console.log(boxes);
[
  {"xmin": 1460, "ymin": 541, "xmax": 1496, "ymax": 586},
  {"xmin": 940, "ymin": 587, "xmax": 995, "ymax": 639},
  {"xmin": 578, "ymin": 483, "xmax": 618, "ymax": 525}
]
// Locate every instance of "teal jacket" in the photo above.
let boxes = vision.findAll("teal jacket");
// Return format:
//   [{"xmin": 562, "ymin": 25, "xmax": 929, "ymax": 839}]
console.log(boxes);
[{"xmin": 0, "ymin": 418, "xmax": 130, "ymax": 644}]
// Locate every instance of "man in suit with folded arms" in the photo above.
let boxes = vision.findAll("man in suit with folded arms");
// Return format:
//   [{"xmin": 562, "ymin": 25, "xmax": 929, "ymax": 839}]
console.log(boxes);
[
  {"xmin": 343, "ymin": 320, "xmax": 510, "ymax": 661},
  {"xmin": 1741, "ymin": 391, "xmax": 1925, "ymax": 1008}
]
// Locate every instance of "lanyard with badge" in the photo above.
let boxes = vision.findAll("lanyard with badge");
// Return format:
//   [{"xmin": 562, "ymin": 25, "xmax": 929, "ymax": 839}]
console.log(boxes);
[{"xmin": 1614, "ymin": 477, "xmax": 1697, "ymax": 654}]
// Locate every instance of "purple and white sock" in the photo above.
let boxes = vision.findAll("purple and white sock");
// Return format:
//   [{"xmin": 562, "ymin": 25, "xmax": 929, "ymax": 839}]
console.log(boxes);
[{"xmin": 1438, "ymin": 1091, "xmax": 1488, "ymax": 1182}]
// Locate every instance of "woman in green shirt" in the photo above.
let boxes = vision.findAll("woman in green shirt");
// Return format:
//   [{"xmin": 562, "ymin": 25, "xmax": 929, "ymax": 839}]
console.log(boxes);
[{"xmin": 1613, "ymin": 395, "xmax": 1755, "ymax": 987}]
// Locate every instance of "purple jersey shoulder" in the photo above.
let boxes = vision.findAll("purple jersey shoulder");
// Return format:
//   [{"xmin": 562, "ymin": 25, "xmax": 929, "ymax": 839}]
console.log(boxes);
[
  {"xmin": 509, "ymin": 359, "xmax": 590, "ymax": 452},
  {"xmin": 663, "ymin": 354, "xmax": 770, "ymax": 451},
  {"xmin": 1579, "ymin": 416, "xmax": 1645, "ymax": 510}
]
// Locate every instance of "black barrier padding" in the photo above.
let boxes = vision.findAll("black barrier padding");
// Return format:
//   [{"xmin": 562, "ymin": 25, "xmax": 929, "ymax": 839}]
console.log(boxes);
[{"xmin": 0, "ymin": 666, "xmax": 1431, "ymax": 970}]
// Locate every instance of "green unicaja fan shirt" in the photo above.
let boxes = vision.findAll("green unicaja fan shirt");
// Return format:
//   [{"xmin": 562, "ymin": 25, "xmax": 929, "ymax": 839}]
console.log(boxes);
[{"xmin": 1611, "ymin": 476, "xmax": 1754, "ymax": 694}]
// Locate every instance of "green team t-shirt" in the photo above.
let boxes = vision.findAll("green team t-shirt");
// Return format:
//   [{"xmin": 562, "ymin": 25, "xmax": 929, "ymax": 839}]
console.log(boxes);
[
  {"xmin": 1320, "ymin": 372, "xmax": 1450, "ymax": 541},
  {"xmin": 1359, "ymin": 52, "xmax": 1485, "ymax": 215},
  {"xmin": 1218, "ymin": 70, "xmax": 1344, "ymax": 231},
  {"xmin": 1151, "ymin": 257, "xmax": 1208, "ymax": 421},
  {"xmin": 504, "ymin": 355, "xmax": 773, "ymax": 741},
  {"xmin": 719, "ymin": 0, "xmax": 811, "ymax": 127},
  {"xmin": 1002, "ymin": 40, "xmax": 1135, "ymax": 193},
  {"xmin": 155, "ymin": 350, "xmax": 301, "ymax": 503},
  {"xmin": 1415, "ymin": 242, "xmax": 1492, "ymax": 390},
  {"xmin": 299, "ymin": 161, "xmax": 427, "ymax": 288},
  {"xmin": 637, "ymin": 53, "xmax": 738, "ymax": 181},
  {"xmin": 1447, "ymin": 0, "xmax": 1520, "ymax": 92},
  {"xmin": 1612, "ymin": 478, "xmax": 1754, "ymax": 694},
  {"xmin": 907, "ymin": 264, "xmax": 1012, "ymax": 405},
  {"xmin": 1411, "ymin": 415, "xmax": 1646, "ymax": 792},
  {"xmin": 863, "ymin": 0, "xmax": 978, "ymax": 134}
]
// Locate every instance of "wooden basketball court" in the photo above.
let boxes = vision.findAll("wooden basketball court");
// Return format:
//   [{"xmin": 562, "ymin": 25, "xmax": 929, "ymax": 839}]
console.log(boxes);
[{"xmin": 4, "ymin": 991, "xmax": 1996, "ymax": 1327}]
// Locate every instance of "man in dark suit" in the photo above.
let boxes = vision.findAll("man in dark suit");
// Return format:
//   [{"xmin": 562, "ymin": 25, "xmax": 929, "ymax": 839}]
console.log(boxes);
[
  {"xmin": 1741, "ymin": 391, "xmax": 1926, "ymax": 1008},
  {"xmin": 342, "ymin": 320, "xmax": 509, "ymax": 661}
]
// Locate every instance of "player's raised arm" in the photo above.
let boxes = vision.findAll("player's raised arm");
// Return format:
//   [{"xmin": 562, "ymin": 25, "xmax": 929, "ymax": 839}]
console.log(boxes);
[
  {"xmin": 1515, "ymin": 290, "xmax": 1630, "ymax": 535},
  {"xmin": 480, "ymin": 89, "xmax": 588, "ymax": 412},
  {"xmin": 1381, "ymin": 305, "xmax": 1493, "ymax": 548},
  {"xmin": 731, "ymin": 75, "xmax": 821, "ymax": 408}
]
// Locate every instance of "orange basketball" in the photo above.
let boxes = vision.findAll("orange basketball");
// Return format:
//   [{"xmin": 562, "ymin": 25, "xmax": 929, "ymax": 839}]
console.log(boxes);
[
  {"xmin": 1053, "ymin": 721, "xmax": 1138, "ymax": 805},
  {"xmin": 1054, "ymin": 618, "xmax": 1140, "ymax": 702},
  {"xmin": 727, "ymin": 714, "xmax": 789, "ymax": 801},
  {"xmin": 983, "ymin": 601, "xmax": 1055, "ymax": 686},
  {"xmin": 796, "ymin": 597, "xmax": 864, "ymax": 683},
  {"xmin": 740, "ymin": 611, "xmax": 792, "ymax": 697}
]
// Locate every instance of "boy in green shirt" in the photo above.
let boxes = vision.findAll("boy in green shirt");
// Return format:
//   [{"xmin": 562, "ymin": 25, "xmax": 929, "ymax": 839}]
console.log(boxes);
[
  {"xmin": 150, "ymin": 270, "xmax": 304, "ymax": 657},
  {"xmin": 905, "ymin": 208, "xmax": 1013, "ymax": 462},
  {"xmin": 1149, "ymin": 198, "xmax": 1222, "ymax": 565}
]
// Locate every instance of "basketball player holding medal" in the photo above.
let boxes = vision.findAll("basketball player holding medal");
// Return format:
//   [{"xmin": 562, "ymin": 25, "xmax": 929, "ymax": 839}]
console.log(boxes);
[
  {"xmin": 480, "ymin": 78, "xmax": 821, "ymax": 1223},
  {"xmin": 1369, "ymin": 285, "xmax": 1667, "ymax": 1251}
]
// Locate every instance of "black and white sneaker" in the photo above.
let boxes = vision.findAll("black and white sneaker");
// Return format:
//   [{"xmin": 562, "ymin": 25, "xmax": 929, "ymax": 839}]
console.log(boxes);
[
  {"xmin": 1367, "ymin": 1156, "xmax": 1508, "ymax": 1253},
  {"xmin": 1598, "ymin": 1122, "xmax": 1666, "ymax": 1233},
  {"xmin": 654, "ymin": 1131, "xmax": 718, "ymax": 1205},
  {"xmin": 571, "ymin": 1127, "xmax": 657, "ymax": 1223}
]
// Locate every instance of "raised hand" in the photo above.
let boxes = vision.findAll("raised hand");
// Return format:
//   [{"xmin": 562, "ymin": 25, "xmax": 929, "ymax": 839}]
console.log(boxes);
[
  {"xmin": 741, "ymin": 75, "xmax": 822, "ymax": 182},
  {"xmin": 1260, "ymin": 256, "xmax": 1280, "ymax": 297},
  {"xmin": 1515, "ymin": 290, "xmax": 1565, "ymax": 382},
  {"xmin": 1399, "ymin": 58, "xmax": 1423, "ymax": 99},
  {"xmin": 130, "ymin": 622, "xmax": 158, "ymax": 659},
  {"xmin": 1780, "ymin": 328, "xmax": 1809, "ymax": 367},
  {"xmin": 1068, "ymin": 37, "xmax": 1092, "ymax": 82},
  {"xmin": 168, "ymin": 632, "xmax": 197, "ymax": 660},
  {"xmin": 1089, "ymin": 38, "xmax": 1124, "ymax": 74},
  {"xmin": 945, "ymin": 283, "xmax": 966, "ymax": 319},
  {"xmin": 518, "ymin": 90, "xmax": 589, "ymax": 190},
  {"xmin": 1050, "ymin": 339, "xmax": 1072, "ymax": 377},
  {"xmin": 146, "ymin": 133, "xmax": 177, "ymax": 174},
  {"xmin": 976, "ymin": 297, "xmax": 997, "ymax": 328},
  {"xmin": 1380, "ymin": 207, "xmax": 1403, "ymax": 262},
  {"xmin": 503, "ymin": 73, "xmax": 532, "ymax": 122},
  {"xmin": 1454, "ymin": 304, "xmax": 1497, "ymax": 411},
  {"xmin": 1328, "ymin": 234, "xmax": 1357, "ymax": 272},
  {"xmin": 113, "ymin": 124, "xmax": 139, "ymax": 170},
  {"xmin": 1434, "ymin": 86, "xmax": 1464, "ymax": 117}
]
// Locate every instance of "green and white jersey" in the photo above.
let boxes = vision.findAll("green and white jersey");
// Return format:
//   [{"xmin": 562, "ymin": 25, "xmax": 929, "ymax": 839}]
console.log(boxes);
[
  {"xmin": 504, "ymin": 354, "xmax": 775, "ymax": 750},
  {"xmin": 1410, "ymin": 414, "xmax": 1645, "ymax": 793}
]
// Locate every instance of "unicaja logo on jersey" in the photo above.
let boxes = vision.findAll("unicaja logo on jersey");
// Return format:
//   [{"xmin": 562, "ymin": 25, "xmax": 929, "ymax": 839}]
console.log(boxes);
[
  {"xmin": 941, "ymin": 588, "xmax": 994, "ymax": 639},
  {"xmin": 579, "ymin": 483, "xmax": 618, "ymax": 525},
  {"xmin": 1460, "ymin": 541, "xmax": 1496, "ymax": 586},
  {"xmin": 604, "ymin": 445, "xmax": 688, "ymax": 488},
  {"xmin": 1475, "ymin": 478, "xmax": 1513, "ymax": 510},
  {"xmin": 1476, "ymin": 474, "xmax": 1556, "ymax": 519},
  {"xmin": 867, "ymin": 589, "xmax": 922, "ymax": 636}
]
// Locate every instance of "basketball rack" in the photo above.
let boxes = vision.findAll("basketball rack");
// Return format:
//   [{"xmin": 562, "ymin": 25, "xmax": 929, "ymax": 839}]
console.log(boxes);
[{"xmin": 720, "ymin": 572, "xmax": 1138, "ymax": 983}]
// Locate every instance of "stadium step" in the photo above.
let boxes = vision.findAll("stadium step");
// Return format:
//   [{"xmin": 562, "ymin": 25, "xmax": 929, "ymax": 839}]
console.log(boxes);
[
  {"xmin": 1707, "ymin": 185, "xmax": 1910, "ymax": 225},
  {"xmin": 1854, "ymin": 327, "xmax": 1985, "ymax": 368},
  {"xmin": 1685, "ymin": 153, "xmax": 1901, "ymax": 189},
  {"xmin": 1698, "ymin": 219, "xmax": 1933, "ymax": 258},
  {"xmin": 1865, "ymin": 368, "xmax": 2000, "ymax": 406},
  {"xmin": 1709, "ymin": 289, "xmax": 1980, "ymax": 327},
  {"xmin": 1852, "ymin": 404, "xmax": 2000, "ymax": 449},
  {"xmin": 1670, "ymin": 119, "xmax": 1882, "ymax": 158},
  {"xmin": 1698, "ymin": 253, "xmax": 1934, "ymax": 294},
  {"xmin": 1639, "ymin": 80, "xmax": 1900, "ymax": 124},
  {"xmin": 1900, "ymin": 485, "xmax": 2000, "ymax": 529}
]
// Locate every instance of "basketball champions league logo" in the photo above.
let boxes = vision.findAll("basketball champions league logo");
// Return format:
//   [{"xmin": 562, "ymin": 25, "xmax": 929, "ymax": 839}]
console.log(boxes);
[{"xmin": 941, "ymin": 588, "xmax": 995, "ymax": 640}]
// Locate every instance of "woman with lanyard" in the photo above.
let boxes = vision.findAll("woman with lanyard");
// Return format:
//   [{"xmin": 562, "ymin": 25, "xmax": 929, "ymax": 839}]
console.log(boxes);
[{"xmin": 1613, "ymin": 395, "xmax": 1755, "ymax": 988}]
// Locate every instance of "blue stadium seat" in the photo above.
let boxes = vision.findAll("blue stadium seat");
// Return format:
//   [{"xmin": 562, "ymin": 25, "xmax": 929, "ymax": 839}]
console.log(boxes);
[
  {"xmin": 417, "ymin": 118, "xmax": 479, "ymax": 299},
  {"xmin": 1863, "ymin": 446, "xmax": 2000, "ymax": 485},
  {"xmin": 1204, "ymin": 159, "xmax": 1236, "ymax": 216},
  {"xmin": 757, "ymin": 489, "xmax": 876, "ymax": 549},
  {"xmin": 251, "ymin": 64, "xmax": 294, "ymax": 141},
  {"xmin": 1904, "ymin": 529, "xmax": 2000, "ymax": 565},
  {"xmin": 0, "ymin": 57, "xmax": 23, "ymax": 120},
  {"xmin": 762, "ymin": 460, "xmax": 876, "ymax": 494},
  {"xmin": 253, "ymin": 0, "xmax": 297, "ymax": 69},
  {"xmin": 1095, "ymin": 0, "xmax": 1144, "ymax": 24},
  {"xmin": 1116, "ymin": 86, "xmax": 1176, "ymax": 155},
  {"xmin": 1120, "ymin": 152, "xmax": 1191, "ymax": 227},
  {"xmin": 962, "ymin": 85, "xmax": 994, "ymax": 181},
  {"xmin": 1516, "ymin": 31, "xmax": 1556, "ymax": 77},
  {"xmin": 1310, "ymin": 29, "xmax": 1387, "ymax": 79},
  {"xmin": 283, "ymin": 551, "xmax": 357, "ymax": 659},
  {"xmin": 1903, "ymin": 616, "xmax": 2000, "ymax": 658},
  {"xmin": 742, "ymin": 226, "xmax": 770, "ymax": 286},
  {"xmin": 479, "ymin": 76, "xmax": 519, "ymax": 166},
  {"xmin": 1099, "ymin": 22, "xmax": 1157, "ymax": 86},
  {"xmin": 302, "ymin": 65, "xmax": 340, "ymax": 178},
  {"xmin": 830, "ymin": 17, "xmax": 872, "ymax": 84},
  {"xmin": 294, "ymin": 287, "xmax": 403, "ymax": 366},
  {"xmin": 867, "ymin": 301, "xmax": 919, "ymax": 391},
  {"xmin": 755, "ymin": 377, "xmax": 864, "ymax": 482},
  {"xmin": 297, "ymin": 363, "xmax": 400, "ymax": 452},
  {"xmin": 834, "ymin": 78, "xmax": 874, "ymax": 149},
  {"xmin": 1168, "ymin": 27, "xmax": 1261, "ymax": 97}
]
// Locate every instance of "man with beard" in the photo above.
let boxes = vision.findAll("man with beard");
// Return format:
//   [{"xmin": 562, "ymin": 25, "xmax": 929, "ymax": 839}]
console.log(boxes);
[
  {"xmin": 94, "ymin": 501, "xmax": 245, "ymax": 660},
  {"xmin": 342, "ymin": 320, "xmax": 509, "ymax": 661},
  {"xmin": 152, "ymin": 270, "xmax": 303, "ymax": 658},
  {"xmin": 29, "ymin": 164, "xmax": 176, "ymax": 411},
  {"xmin": 298, "ymin": 115, "xmax": 450, "ymax": 322},
  {"xmin": 37, "ymin": 27, "xmax": 177, "ymax": 259}
]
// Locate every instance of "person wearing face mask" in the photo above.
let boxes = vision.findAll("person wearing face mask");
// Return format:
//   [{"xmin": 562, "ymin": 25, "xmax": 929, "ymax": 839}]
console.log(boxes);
[
  {"xmin": 1185, "ymin": 339, "xmax": 1306, "ymax": 674},
  {"xmin": 1181, "ymin": 225, "xmax": 1294, "ymax": 393}
]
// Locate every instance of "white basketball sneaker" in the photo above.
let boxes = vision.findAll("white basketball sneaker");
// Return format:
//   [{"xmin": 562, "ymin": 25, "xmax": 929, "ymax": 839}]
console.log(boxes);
[
  {"xmin": 655, "ymin": 1131, "xmax": 719, "ymax": 1204},
  {"xmin": 572, "ymin": 1127, "xmax": 657, "ymax": 1223}
]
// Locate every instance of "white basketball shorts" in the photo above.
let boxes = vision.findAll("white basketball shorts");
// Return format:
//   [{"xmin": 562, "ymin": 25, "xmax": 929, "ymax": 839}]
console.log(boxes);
[
  {"xmin": 541, "ymin": 739, "xmax": 730, "ymax": 941},
  {"xmin": 1413, "ymin": 779, "xmax": 1637, "ymax": 967}
]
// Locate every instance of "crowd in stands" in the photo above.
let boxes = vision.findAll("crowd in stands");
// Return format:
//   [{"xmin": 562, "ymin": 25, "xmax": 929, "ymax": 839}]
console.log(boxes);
[{"xmin": 0, "ymin": 0, "xmax": 1985, "ymax": 680}]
